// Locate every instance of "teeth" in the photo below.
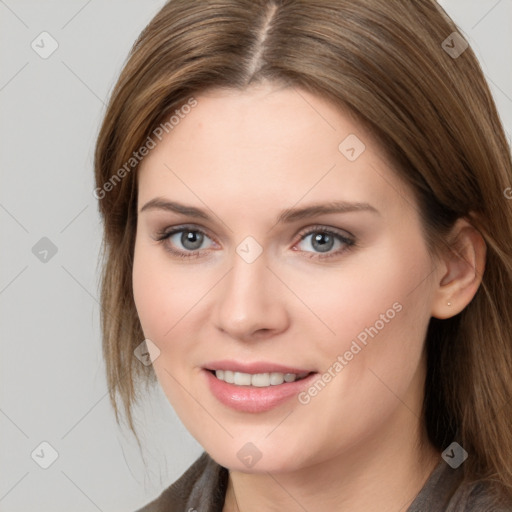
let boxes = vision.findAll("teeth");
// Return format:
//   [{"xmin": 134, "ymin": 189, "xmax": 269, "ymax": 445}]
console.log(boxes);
[
  {"xmin": 234, "ymin": 372, "xmax": 252, "ymax": 386},
  {"xmin": 270, "ymin": 372, "xmax": 285, "ymax": 385},
  {"xmin": 214, "ymin": 370, "xmax": 308, "ymax": 387}
]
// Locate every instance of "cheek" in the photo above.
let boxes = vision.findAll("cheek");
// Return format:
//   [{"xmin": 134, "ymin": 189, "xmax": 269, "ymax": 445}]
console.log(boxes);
[
  {"xmin": 295, "ymin": 236, "xmax": 434, "ymax": 405},
  {"xmin": 132, "ymin": 243, "xmax": 195, "ymax": 404},
  {"xmin": 133, "ymin": 244, "xmax": 161, "ymax": 340},
  {"xmin": 132, "ymin": 239, "xmax": 216, "ymax": 380},
  {"xmin": 132, "ymin": 240, "xmax": 185, "ymax": 342},
  {"xmin": 289, "ymin": 238, "xmax": 432, "ymax": 341}
]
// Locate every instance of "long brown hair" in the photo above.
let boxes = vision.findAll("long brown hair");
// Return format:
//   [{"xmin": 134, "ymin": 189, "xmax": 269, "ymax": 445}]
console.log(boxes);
[{"xmin": 94, "ymin": 0, "xmax": 512, "ymax": 499}]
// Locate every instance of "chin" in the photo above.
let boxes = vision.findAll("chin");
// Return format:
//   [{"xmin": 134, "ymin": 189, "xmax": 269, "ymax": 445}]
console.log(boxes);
[{"xmin": 204, "ymin": 440, "xmax": 311, "ymax": 474}]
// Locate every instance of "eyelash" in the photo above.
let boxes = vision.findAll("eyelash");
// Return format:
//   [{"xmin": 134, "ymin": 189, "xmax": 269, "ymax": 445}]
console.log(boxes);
[{"xmin": 154, "ymin": 224, "xmax": 356, "ymax": 260}]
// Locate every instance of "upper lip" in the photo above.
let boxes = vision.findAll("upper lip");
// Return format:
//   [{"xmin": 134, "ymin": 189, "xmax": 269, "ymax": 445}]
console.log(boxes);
[{"xmin": 204, "ymin": 360, "xmax": 315, "ymax": 375}]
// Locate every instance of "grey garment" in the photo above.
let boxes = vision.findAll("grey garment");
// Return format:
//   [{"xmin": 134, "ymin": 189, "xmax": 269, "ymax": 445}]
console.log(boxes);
[
  {"xmin": 135, "ymin": 452, "xmax": 228, "ymax": 512},
  {"xmin": 406, "ymin": 457, "xmax": 512, "ymax": 512},
  {"xmin": 135, "ymin": 452, "xmax": 512, "ymax": 512}
]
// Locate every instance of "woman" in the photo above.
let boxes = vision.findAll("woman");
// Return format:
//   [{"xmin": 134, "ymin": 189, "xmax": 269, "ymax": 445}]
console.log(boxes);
[{"xmin": 94, "ymin": 0, "xmax": 512, "ymax": 510}]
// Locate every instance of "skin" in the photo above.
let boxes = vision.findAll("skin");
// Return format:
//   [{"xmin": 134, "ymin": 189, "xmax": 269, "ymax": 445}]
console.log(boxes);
[{"xmin": 132, "ymin": 83, "xmax": 485, "ymax": 511}]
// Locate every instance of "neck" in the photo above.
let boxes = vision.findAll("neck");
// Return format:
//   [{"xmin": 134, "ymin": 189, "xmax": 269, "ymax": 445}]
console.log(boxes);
[{"xmin": 223, "ymin": 412, "xmax": 440, "ymax": 512}]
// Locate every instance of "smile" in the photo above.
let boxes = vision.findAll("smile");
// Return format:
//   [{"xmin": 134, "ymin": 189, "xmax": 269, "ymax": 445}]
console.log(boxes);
[
  {"xmin": 203, "ymin": 362, "xmax": 318, "ymax": 413},
  {"xmin": 212, "ymin": 370, "xmax": 310, "ymax": 387}
]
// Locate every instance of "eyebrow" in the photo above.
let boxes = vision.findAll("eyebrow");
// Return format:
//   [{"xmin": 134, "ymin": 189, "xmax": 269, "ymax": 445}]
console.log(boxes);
[{"xmin": 139, "ymin": 197, "xmax": 380, "ymax": 224}]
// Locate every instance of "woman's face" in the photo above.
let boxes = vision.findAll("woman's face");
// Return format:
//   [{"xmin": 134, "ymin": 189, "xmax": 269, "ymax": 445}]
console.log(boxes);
[{"xmin": 133, "ymin": 83, "xmax": 441, "ymax": 472}]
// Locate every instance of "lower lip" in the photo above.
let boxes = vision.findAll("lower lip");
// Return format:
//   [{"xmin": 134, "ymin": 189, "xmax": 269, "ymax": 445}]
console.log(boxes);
[{"xmin": 203, "ymin": 370, "xmax": 318, "ymax": 413}]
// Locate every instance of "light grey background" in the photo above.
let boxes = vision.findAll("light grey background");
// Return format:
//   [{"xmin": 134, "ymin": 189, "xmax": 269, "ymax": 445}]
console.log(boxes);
[{"xmin": 0, "ymin": 1, "xmax": 511, "ymax": 511}]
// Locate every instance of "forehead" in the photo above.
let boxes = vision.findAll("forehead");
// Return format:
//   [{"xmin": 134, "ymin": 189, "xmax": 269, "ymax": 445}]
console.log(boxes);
[{"xmin": 137, "ymin": 84, "xmax": 414, "ymax": 222}]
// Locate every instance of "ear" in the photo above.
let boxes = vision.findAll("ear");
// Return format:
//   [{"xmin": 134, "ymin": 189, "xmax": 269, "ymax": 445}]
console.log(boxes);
[{"xmin": 431, "ymin": 217, "xmax": 487, "ymax": 320}]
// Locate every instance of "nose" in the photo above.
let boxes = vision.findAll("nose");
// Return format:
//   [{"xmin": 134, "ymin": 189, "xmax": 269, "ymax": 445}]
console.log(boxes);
[{"xmin": 212, "ymin": 250, "xmax": 290, "ymax": 342}]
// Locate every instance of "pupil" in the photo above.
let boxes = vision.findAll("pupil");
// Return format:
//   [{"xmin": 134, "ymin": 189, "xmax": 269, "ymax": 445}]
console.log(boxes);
[
  {"xmin": 181, "ymin": 230, "xmax": 203, "ymax": 250},
  {"xmin": 313, "ymin": 233, "xmax": 334, "ymax": 253}
]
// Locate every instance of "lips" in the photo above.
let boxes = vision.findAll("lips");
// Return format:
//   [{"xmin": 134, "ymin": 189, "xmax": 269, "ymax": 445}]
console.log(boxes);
[
  {"xmin": 202, "ymin": 360, "xmax": 318, "ymax": 413},
  {"xmin": 204, "ymin": 360, "xmax": 314, "ymax": 375}
]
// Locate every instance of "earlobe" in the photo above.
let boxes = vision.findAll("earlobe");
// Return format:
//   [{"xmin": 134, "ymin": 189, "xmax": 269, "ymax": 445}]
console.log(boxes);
[{"xmin": 431, "ymin": 218, "xmax": 486, "ymax": 320}]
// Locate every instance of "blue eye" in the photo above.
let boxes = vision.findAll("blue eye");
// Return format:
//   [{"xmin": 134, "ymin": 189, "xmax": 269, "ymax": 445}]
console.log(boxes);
[
  {"xmin": 155, "ymin": 225, "xmax": 355, "ymax": 260},
  {"xmin": 170, "ymin": 229, "xmax": 208, "ymax": 251},
  {"xmin": 157, "ymin": 227, "xmax": 215, "ymax": 257},
  {"xmin": 296, "ymin": 228, "xmax": 354, "ymax": 257}
]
